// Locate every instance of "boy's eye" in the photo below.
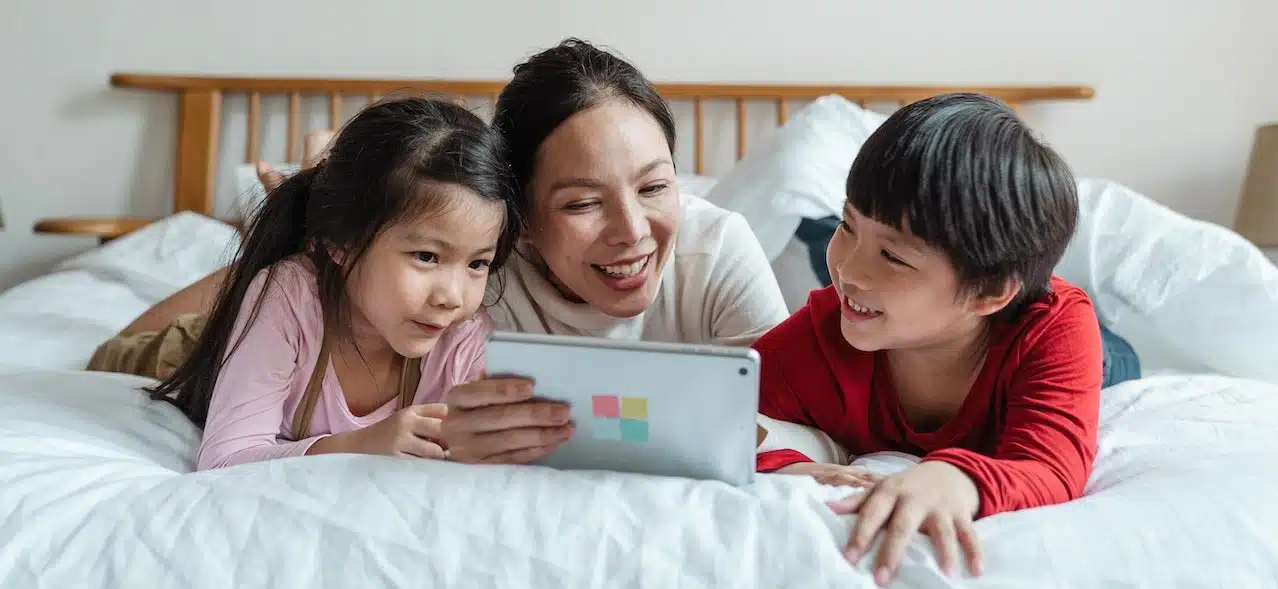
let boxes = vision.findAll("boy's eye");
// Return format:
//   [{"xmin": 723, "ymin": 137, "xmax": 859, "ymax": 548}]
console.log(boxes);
[
  {"xmin": 414, "ymin": 252, "xmax": 438, "ymax": 264},
  {"xmin": 881, "ymin": 250, "xmax": 908, "ymax": 266}
]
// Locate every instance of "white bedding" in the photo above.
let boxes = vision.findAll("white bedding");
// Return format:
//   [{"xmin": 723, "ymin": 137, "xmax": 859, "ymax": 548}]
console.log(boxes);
[
  {"xmin": 5, "ymin": 158, "xmax": 1278, "ymax": 585},
  {"xmin": 3, "ymin": 368, "xmax": 1276, "ymax": 587}
]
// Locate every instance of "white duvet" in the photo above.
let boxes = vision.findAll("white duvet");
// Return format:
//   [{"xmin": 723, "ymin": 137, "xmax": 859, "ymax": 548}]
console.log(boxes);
[
  {"xmin": 4, "ymin": 175, "xmax": 1278, "ymax": 587},
  {"xmin": 3, "ymin": 369, "xmax": 1277, "ymax": 588}
]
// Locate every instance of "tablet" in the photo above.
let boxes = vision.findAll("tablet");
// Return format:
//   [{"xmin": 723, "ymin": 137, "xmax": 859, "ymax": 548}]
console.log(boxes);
[{"xmin": 483, "ymin": 331, "xmax": 760, "ymax": 486}]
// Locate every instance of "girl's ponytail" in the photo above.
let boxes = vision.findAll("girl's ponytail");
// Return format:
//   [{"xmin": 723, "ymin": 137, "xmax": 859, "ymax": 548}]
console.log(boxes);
[
  {"xmin": 147, "ymin": 97, "xmax": 518, "ymax": 429},
  {"xmin": 145, "ymin": 166, "xmax": 321, "ymax": 427}
]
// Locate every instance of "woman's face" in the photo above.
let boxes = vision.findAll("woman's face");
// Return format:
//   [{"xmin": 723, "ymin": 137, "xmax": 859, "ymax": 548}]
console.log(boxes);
[{"xmin": 525, "ymin": 99, "xmax": 679, "ymax": 318}]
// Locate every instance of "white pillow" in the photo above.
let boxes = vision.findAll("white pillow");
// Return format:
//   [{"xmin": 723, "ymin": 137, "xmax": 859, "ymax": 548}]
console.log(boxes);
[
  {"xmin": 53, "ymin": 212, "xmax": 240, "ymax": 303},
  {"xmin": 703, "ymin": 95, "xmax": 888, "ymax": 260},
  {"xmin": 232, "ymin": 163, "xmax": 300, "ymax": 223},
  {"xmin": 1053, "ymin": 177, "xmax": 1278, "ymax": 383}
]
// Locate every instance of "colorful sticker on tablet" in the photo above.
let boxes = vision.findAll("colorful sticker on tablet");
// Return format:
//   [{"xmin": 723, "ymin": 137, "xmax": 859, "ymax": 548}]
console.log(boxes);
[{"xmin": 590, "ymin": 395, "xmax": 648, "ymax": 442}]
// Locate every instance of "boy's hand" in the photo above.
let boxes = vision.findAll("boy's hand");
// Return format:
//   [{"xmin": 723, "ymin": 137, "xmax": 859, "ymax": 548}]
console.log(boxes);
[
  {"xmin": 826, "ymin": 461, "xmax": 983, "ymax": 585},
  {"xmin": 776, "ymin": 462, "xmax": 884, "ymax": 488}
]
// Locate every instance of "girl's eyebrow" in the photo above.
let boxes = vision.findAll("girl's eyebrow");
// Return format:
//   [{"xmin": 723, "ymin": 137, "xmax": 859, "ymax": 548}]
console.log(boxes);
[{"xmin": 401, "ymin": 231, "xmax": 495, "ymax": 255}]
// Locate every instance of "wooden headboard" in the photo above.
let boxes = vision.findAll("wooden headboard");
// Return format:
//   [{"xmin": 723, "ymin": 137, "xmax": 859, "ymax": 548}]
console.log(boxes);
[{"xmin": 33, "ymin": 73, "xmax": 1093, "ymax": 242}]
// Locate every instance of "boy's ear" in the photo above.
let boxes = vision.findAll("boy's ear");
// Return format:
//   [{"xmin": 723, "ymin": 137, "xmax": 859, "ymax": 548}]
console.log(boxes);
[{"xmin": 969, "ymin": 278, "xmax": 1020, "ymax": 317}]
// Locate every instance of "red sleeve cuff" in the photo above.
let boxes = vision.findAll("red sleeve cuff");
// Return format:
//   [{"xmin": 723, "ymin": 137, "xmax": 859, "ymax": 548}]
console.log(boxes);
[
  {"xmin": 756, "ymin": 449, "xmax": 814, "ymax": 472},
  {"xmin": 921, "ymin": 450, "xmax": 995, "ymax": 519}
]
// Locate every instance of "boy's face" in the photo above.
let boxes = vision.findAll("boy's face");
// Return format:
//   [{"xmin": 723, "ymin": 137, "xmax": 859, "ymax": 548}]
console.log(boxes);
[{"xmin": 825, "ymin": 202, "xmax": 1001, "ymax": 352}]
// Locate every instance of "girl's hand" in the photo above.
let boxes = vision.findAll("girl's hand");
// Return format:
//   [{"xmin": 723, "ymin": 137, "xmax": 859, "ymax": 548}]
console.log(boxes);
[
  {"xmin": 826, "ymin": 461, "xmax": 984, "ymax": 585},
  {"xmin": 309, "ymin": 403, "xmax": 449, "ymax": 459},
  {"xmin": 439, "ymin": 377, "xmax": 575, "ymax": 464},
  {"xmin": 776, "ymin": 462, "xmax": 884, "ymax": 489}
]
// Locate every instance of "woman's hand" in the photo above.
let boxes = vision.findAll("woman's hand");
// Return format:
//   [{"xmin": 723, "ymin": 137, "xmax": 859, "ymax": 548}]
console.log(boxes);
[
  {"xmin": 826, "ymin": 461, "xmax": 984, "ymax": 585},
  {"xmin": 440, "ymin": 377, "xmax": 575, "ymax": 464},
  {"xmin": 308, "ymin": 403, "xmax": 449, "ymax": 459},
  {"xmin": 776, "ymin": 462, "xmax": 884, "ymax": 489}
]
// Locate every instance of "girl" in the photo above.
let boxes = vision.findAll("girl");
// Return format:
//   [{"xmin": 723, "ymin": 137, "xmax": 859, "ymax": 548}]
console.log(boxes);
[{"xmin": 145, "ymin": 97, "xmax": 520, "ymax": 470}]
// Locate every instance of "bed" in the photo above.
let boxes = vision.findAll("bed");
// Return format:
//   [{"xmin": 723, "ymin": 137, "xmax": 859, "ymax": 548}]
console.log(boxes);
[{"xmin": 5, "ymin": 74, "xmax": 1278, "ymax": 588}]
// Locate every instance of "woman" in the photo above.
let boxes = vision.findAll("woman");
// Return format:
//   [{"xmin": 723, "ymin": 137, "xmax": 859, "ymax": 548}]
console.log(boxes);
[
  {"xmin": 439, "ymin": 39, "xmax": 791, "ymax": 464},
  {"xmin": 89, "ymin": 38, "xmax": 793, "ymax": 464}
]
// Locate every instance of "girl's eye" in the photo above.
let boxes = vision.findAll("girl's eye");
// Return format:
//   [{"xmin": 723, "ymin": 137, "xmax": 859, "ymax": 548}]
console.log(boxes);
[
  {"xmin": 415, "ymin": 252, "xmax": 438, "ymax": 264},
  {"xmin": 469, "ymin": 259, "xmax": 491, "ymax": 271}
]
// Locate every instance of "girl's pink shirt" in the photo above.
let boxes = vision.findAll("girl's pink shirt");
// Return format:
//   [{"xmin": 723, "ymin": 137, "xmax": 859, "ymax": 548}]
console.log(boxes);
[{"xmin": 195, "ymin": 257, "xmax": 490, "ymax": 470}]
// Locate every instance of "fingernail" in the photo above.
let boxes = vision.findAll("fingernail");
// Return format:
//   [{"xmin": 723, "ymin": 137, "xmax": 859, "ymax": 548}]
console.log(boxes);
[
  {"xmin": 875, "ymin": 567, "xmax": 891, "ymax": 586},
  {"xmin": 845, "ymin": 548, "xmax": 861, "ymax": 563}
]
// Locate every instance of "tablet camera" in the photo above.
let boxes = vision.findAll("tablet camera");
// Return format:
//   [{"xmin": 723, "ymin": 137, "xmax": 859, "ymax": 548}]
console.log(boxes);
[{"xmin": 739, "ymin": 367, "xmax": 748, "ymax": 376}]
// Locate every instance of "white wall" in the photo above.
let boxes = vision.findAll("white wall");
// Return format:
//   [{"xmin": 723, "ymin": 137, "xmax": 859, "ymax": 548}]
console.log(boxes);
[{"xmin": 2, "ymin": 0, "xmax": 1276, "ymax": 291}]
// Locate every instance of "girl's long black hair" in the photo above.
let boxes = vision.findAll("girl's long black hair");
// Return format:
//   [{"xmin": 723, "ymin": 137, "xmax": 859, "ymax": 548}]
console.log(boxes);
[{"xmin": 146, "ymin": 96, "xmax": 520, "ymax": 427}]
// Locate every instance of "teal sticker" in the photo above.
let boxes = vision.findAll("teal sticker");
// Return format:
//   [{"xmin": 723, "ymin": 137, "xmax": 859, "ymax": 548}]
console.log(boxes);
[
  {"xmin": 620, "ymin": 418, "xmax": 648, "ymax": 442},
  {"xmin": 591, "ymin": 417, "xmax": 621, "ymax": 440}
]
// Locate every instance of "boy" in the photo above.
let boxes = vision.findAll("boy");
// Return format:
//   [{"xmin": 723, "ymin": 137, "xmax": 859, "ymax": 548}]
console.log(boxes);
[{"xmin": 753, "ymin": 93, "xmax": 1102, "ymax": 585}]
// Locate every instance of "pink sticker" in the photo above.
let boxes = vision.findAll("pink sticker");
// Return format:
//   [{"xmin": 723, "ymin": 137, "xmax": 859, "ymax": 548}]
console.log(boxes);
[{"xmin": 592, "ymin": 395, "xmax": 620, "ymax": 418}]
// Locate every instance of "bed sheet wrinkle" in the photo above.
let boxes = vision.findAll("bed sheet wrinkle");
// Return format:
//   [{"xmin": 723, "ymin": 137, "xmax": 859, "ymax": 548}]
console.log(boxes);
[{"xmin": 5, "ymin": 330, "xmax": 1278, "ymax": 586}]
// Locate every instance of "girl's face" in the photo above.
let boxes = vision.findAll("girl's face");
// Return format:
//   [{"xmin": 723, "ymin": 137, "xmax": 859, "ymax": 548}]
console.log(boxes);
[
  {"xmin": 344, "ymin": 185, "xmax": 506, "ymax": 358},
  {"xmin": 525, "ymin": 100, "xmax": 680, "ymax": 318},
  {"xmin": 826, "ymin": 202, "xmax": 1013, "ymax": 353}
]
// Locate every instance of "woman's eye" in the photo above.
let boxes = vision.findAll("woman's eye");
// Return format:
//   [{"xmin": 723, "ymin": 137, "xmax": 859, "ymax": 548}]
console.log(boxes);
[
  {"xmin": 640, "ymin": 183, "xmax": 669, "ymax": 196},
  {"xmin": 415, "ymin": 252, "xmax": 438, "ymax": 264},
  {"xmin": 469, "ymin": 259, "xmax": 491, "ymax": 270},
  {"xmin": 563, "ymin": 200, "xmax": 597, "ymax": 211}
]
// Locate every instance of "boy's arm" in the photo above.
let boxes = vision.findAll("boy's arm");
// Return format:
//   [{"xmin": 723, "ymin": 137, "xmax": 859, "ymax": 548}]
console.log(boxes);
[
  {"xmin": 752, "ymin": 303, "xmax": 845, "ymax": 471},
  {"xmin": 922, "ymin": 297, "xmax": 1104, "ymax": 518}
]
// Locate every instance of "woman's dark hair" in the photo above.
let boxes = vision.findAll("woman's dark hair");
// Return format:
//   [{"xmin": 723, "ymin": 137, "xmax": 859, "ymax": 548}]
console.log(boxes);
[
  {"xmin": 147, "ymin": 96, "xmax": 520, "ymax": 427},
  {"xmin": 846, "ymin": 92, "xmax": 1078, "ymax": 320},
  {"xmin": 491, "ymin": 37, "xmax": 676, "ymax": 219}
]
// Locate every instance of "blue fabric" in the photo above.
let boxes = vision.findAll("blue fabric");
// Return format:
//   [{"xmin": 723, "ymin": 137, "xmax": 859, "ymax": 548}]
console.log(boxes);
[
  {"xmin": 791, "ymin": 216, "xmax": 1141, "ymax": 388},
  {"xmin": 794, "ymin": 216, "xmax": 840, "ymax": 287},
  {"xmin": 1099, "ymin": 322, "xmax": 1141, "ymax": 388}
]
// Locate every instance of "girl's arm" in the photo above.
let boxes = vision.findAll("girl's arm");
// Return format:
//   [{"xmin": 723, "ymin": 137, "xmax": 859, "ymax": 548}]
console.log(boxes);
[{"xmin": 196, "ymin": 268, "xmax": 324, "ymax": 470}]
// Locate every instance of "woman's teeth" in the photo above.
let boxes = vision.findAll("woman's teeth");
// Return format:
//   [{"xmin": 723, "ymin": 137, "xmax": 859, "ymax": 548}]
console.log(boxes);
[{"xmin": 596, "ymin": 257, "xmax": 648, "ymax": 277}]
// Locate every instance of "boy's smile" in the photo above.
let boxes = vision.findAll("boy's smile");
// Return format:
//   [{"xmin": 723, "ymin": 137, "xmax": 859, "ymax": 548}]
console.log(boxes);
[
  {"xmin": 826, "ymin": 204, "xmax": 996, "ymax": 354},
  {"xmin": 840, "ymin": 292, "xmax": 884, "ymax": 323}
]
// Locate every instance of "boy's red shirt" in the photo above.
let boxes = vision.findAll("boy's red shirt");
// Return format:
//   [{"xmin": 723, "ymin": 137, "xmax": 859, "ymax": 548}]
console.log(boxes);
[{"xmin": 753, "ymin": 276, "xmax": 1103, "ymax": 519}]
